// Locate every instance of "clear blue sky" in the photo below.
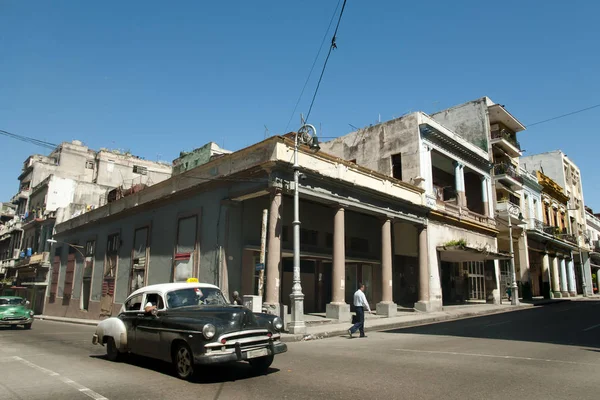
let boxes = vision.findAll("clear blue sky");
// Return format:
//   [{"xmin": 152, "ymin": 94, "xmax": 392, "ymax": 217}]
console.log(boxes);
[{"xmin": 1, "ymin": 1, "xmax": 599, "ymax": 208}]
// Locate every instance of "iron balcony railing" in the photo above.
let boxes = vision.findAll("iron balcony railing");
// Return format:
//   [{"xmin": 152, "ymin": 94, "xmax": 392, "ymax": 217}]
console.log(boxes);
[
  {"xmin": 493, "ymin": 163, "xmax": 524, "ymax": 184},
  {"xmin": 532, "ymin": 219, "xmax": 578, "ymax": 244},
  {"xmin": 491, "ymin": 129, "xmax": 521, "ymax": 150}
]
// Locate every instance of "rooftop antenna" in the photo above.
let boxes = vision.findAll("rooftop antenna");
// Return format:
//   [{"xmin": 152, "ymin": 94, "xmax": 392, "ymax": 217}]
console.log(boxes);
[
  {"xmin": 264, "ymin": 125, "xmax": 269, "ymax": 139},
  {"xmin": 378, "ymin": 113, "xmax": 381, "ymax": 123},
  {"xmin": 348, "ymin": 123, "xmax": 359, "ymax": 130}
]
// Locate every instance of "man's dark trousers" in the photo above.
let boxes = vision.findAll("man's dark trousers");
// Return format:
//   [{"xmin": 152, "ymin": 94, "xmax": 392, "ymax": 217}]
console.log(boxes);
[{"xmin": 350, "ymin": 306, "xmax": 365, "ymax": 337}]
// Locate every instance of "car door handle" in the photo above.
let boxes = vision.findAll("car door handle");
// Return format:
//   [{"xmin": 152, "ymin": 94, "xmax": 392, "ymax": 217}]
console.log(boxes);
[{"xmin": 137, "ymin": 313, "xmax": 145, "ymax": 317}]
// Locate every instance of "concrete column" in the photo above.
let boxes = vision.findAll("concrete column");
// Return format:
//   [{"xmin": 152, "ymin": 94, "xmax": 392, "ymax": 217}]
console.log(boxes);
[
  {"xmin": 597, "ymin": 272, "xmax": 600, "ymax": 296},
  {"xmin": 567, "ymin": 258, "xmax": 577, "ymax": 296},
  {"xmin": 415, "ymin": 225, "xmax": 431, "ymax": 312},
  {"xmin": 264, "ymin": 190, "xmax": 282, "ymax": 314},
  {"xmin": 480, "ymin": 176, "xmax": 489, "ymax": 217},
  {"xmin": 551, "ymin": 256, "xmax": 562, "ymax": 298},
  {"xmin": 326, "ymin": 207, "xmax": 350, "ymax": 321},
  {"xmin": 376, "ymin": 218, "xmax": 396, "ymax": 317},
  {"xmin": 454, "ymin": 161, "xmax": 465, "ymax": 207},
  {"xmin": 559, "ymin": 258, "xmax": 569, "ymax": 297},
  {"xmin": 542, "ymin": 252, "xmax": 551, "ymax": 299}
]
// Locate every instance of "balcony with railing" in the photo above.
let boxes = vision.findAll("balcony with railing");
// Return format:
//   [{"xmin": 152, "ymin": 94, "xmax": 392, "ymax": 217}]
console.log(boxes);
[
  {"xmin": 530, "ymin": 219, "xmax": 578, "ymax": 245},
  {"xmin": 491, "ymin": 129, "xmax": 521, "ymax": 157},
  {"xmin": 493, "ymin": 162, "xmax": 524, "ymax": 188}
]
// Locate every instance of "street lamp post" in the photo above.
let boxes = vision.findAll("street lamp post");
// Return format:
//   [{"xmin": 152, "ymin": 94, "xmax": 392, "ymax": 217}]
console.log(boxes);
[
  {"xmin": 47, "ymin": 239, "xmax": 85, "ymax": 259},
  {"xmin": 288, "ymin": 124, "xmax": 320, "ymax": 335},
  {"xmin": 506, "ymin": 205, "xmax": 523, "ymax": 306}
]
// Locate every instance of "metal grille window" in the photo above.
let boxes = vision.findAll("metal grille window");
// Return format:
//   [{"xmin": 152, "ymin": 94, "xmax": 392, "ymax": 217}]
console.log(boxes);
[{"xmin": 466, "ymin": 261, "xmax": 486, "ymax": 300}]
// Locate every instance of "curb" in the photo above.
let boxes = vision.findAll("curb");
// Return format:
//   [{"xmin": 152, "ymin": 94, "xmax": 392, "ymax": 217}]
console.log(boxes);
[
  {"xmin": 34, "ymin": 315, "xmax": 99, "ymax": 326},
  {"xmin": 280, "ymin": 304, "xmax": 551, "ymax": 343}
]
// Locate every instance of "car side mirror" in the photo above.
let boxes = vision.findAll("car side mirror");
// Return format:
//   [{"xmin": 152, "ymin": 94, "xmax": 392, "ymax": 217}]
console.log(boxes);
[{"xmin": 150, "ymin": 308, "xmax": 159, "ymax": 317}]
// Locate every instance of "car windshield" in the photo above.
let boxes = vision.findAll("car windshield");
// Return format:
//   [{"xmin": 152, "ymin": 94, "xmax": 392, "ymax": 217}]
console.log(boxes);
[
  {"xmin": 166, "ymin": 287, "xmax": 227, "ymax": 309},
  {"xmin": 0, "ymin": 298, "xmax": 23, "ymax": 306}
]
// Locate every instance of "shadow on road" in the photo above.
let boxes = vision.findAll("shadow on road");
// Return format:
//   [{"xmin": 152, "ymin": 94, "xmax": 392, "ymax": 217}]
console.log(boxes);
[
  {"xmin": 89, "ymin": 354, "xmax": 279, "ymax": 383},
  {"xmin": 381, "ymin": 300, "xmax": 600, "ymax": 349}
]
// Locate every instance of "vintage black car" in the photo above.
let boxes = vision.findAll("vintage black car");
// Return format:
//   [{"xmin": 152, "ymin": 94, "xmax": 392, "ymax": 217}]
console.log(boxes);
[{"xmin": 92, "ymin": 282, "xmax": 287, "ymax": 380}]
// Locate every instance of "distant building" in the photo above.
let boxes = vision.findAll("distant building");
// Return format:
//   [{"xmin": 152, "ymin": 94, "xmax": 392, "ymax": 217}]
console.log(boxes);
[
  {"xmin": 0, "ymin": 140, "xmax": 172, "ymax": 313},
  {"xmin": 521, "ymin": 150, "xmax": 593, "ymax": 296},
  {"xmin": 172, "ymin": 142, "xmax": 231, "ymax": 175}
]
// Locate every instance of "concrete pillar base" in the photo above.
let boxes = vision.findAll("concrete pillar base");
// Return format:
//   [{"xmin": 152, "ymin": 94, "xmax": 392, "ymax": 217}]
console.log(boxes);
[
  {"xmin": 263, "ymin": 302, "xmax": 281, "ymax": 316},
  {"xmin": 326, "ymin": 302, "xmax": 350, "ymax": 322},
  {"xmin": 553, "ymin": 291, "xmax": 563, "ymax": 298},
  {"xmin": 376, "ymin": 302, "xmax": 397, "ymax": 318},
  {"xmin": 561, "ymin": 291, "xmax": 570, "ymax": 298},
  {"xmin": 414, "ymin": 300, "xmax": 442, "ymax": 312},
  {"xmin": 569, "ymin": 291, "xmax": 577, "ymax": 297}
]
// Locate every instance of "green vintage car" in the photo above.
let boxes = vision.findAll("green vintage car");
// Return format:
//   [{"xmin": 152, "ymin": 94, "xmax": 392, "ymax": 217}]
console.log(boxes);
[{"xmin": 0, "ymin": 296, "xmax": 34, "ymax": 329}]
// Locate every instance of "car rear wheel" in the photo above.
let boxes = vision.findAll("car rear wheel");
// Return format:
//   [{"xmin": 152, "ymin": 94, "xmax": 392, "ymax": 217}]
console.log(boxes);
[
  {"xmin": 249, "ymin": 354, "xmax": 274, "ymax": 373},
  {"xmin": 106, "ymin": 337, "xmax": 122, "ymax": 362},
  {"xmin": 23, "ymin": 323, "xmax": 32, "ymax": 330},
  {"xmin": 173, "ymin": 343, "xmax": 195, "ymax": 380}
]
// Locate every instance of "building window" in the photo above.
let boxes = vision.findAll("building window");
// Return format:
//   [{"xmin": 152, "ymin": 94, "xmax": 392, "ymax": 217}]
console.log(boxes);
[
  {"xmin": 105, "ymin": 233, "xmax": 120, "ymax": 278},
  {"xmin": 391, "ymin": 153, "xmax": 402, "ymax": 180},
  {"xmin": 130, "ymin": 227, "xmax": 149, "ymax": 294},
  {"xmin": 174, "ymin": 216, "xmax": 197, "ymax": 282},
  {"xmin": 349, "ymin": 237, "xmax": 369, "ymax": 253},
  {"xmin": 49, "ymin": 247, "xmax": 62, "ymax": 303},
  {"xmin": 282, "ymin": 225, "xmax": 289, "ymax": 243},
  {"xmin": 326, "ymin": 233, "xmax": 334, "ymax": 248},
  {"xmin": 63, "ymin": 244, "xmax": 79, "ymax": 300},
  {"xmin": 133, "ymin": 165, "xmax": 148, "ymax": 175},
  {"xmin": 81, "ymin": 240, "xmax": 95, "ymax": 311},
  {"xmin": 85, "ymin": 161, "xmax": 94, "ymax": 169},
  {"xmin": 300, "ymin": 228, "xmax": 318, "ymax": 246}
]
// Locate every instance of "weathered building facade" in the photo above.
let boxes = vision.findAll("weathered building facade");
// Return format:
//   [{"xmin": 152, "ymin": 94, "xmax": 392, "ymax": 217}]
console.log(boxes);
[
  {"xmin": 521, "ymin": 151, "xmax": 593, "ymax": 296},
  {"xmin": 0, "ymin": 140, "xmax": 173, "ymax": 313},
  {"xmin": 320, "ymin": 111, "xmax": 509, "ymax": 310},
  {"xmin": 45, "ymin": 136, "xmax": 430, "ymax": 322}
]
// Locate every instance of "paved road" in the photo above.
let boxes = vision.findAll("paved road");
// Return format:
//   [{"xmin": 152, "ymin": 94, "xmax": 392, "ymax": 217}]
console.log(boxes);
[{"xmin": 1, "ymin": 300, "xmax": 599, "ymax": 400}]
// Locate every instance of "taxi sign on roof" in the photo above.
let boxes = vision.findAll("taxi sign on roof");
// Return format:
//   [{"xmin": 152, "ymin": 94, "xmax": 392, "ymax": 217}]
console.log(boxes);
[{"xmin": 186, "ymin": 278, "xmax": 199, "ymax": 283}]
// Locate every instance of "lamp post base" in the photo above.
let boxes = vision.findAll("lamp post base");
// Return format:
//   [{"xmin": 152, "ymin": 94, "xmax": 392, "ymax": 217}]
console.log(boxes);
[
  {"xmin": 289, "ymin": 292, "xmax": 306, "ymax": 334},
  {"xmin": 511, "ymin": 286, "xmax": 520, "ymax": 306}
]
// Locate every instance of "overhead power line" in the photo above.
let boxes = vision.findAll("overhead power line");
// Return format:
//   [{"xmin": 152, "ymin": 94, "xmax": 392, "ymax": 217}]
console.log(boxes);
[
  {"xmin": 304, "ymin": 0, "xmax": 348, "ymax": 125},
  {"xmin": 284, "ymin": 0, "xmax": 342, "ymax": 133},
  {"xmin": 526, "ymin": 103, "xmax": 600, "ymax": 128},
  {"xmin": 0, "ymin": 129, "xmax": 57, "ymax": 150}
]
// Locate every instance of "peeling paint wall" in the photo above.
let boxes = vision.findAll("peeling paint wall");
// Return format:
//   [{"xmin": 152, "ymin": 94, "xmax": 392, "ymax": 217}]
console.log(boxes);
[
  {"xmin": 430, "ymin": 99, "xmax": 490, "ymax": 152},
  {"xmin": 320, "ymin": 114, "xmax": 422, "ymax": 184}
]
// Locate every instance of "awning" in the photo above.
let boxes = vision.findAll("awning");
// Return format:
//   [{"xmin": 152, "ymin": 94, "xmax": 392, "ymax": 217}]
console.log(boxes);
[{"xmin": 437, "ymin": 245, "xmax": 512, "ymax": 262}]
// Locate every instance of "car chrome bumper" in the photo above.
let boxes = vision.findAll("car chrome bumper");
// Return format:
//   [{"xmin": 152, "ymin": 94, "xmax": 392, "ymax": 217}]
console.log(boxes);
[
  {"xmin": 0, "ymin": 317, "xmax": 33, "ymax": 326},
  {"xmin": 194, "ymin": 341, "xmax": 287, "ymax": 365},
  {"xmin": 92, "ymin": 334, "xmax": 100, "ymax": 345}
]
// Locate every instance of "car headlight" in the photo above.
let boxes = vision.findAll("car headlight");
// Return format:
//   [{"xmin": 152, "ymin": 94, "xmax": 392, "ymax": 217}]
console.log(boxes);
[
  {"xmin": 272, "ymin": 317, "xmax": 283, "ymax": 331},
  {"xmin": 202, "ymin": 324, "xmax": 216, "ymax": 339},
  {"xmin": 29, "ymin": 311, "xmax": 34, "ymax": 317}
]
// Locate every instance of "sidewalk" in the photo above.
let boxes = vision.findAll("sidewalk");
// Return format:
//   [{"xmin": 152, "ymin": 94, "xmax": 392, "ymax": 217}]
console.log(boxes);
[
  {"xmin": 280, "ymin": 298, "xmax": 574, "ymax": 342},
  {"xmin": 33, "ymin": 296, "xmax": 589, "ymax": 341}
]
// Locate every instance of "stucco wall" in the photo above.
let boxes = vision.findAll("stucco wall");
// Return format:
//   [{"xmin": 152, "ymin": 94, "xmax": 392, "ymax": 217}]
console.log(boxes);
[
  {"xmin": 319, "ymin": 113, "xmax": 421, "ymax": 185},
  {"xmin": 47, "ymin": 184, "xmax": 237, "ymax": 319},
  {"xmin": 430, "ymin": 99, "xmax": 490, "ymax": 152}
]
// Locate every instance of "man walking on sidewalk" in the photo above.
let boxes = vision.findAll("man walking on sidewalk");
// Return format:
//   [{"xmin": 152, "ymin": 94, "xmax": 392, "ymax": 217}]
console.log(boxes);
[{"xmin": 348, "ymin": 283, "xmax": 371, "ymax": 338}]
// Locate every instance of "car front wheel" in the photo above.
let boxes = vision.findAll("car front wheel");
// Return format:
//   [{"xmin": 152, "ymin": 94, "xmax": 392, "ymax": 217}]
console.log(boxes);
[
  {"xmin": 106, "ymin": 337, "xmax": 122, "ymax": 362},
  {"xmin": 249, "ymin": 354, "xmax": 274, "ymax": 373},
  {"xmin": 173, "ymin": 343, "xmax": 195, "ymax": 380},
  {"xmin": 23, "ymin": 323, "xmax": 32, "ymax": 330}
]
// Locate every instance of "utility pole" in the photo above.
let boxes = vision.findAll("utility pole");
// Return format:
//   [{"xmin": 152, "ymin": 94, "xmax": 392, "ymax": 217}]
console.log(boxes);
[{"xmin": 258, "ymin": 209, "xmax": 268, "ymax": 297}]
